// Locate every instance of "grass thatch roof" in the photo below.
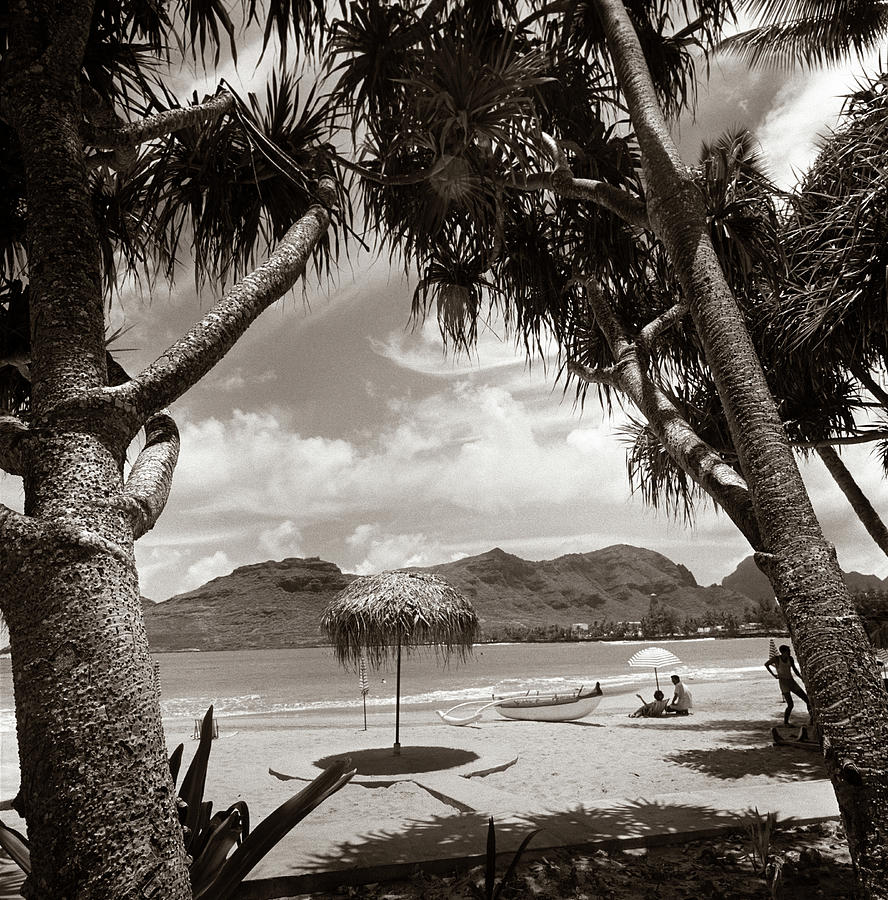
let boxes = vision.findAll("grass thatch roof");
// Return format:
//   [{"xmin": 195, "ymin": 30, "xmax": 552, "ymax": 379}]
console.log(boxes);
[{"xmin": 321, "ymin": 571, "xmax": 479, "ymax": 668}]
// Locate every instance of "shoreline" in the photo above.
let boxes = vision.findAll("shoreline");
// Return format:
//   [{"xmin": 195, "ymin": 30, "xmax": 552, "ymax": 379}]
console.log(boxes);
[{"xmin": 1, "ymin": 659, "xmax": 830, "ymax": 888}]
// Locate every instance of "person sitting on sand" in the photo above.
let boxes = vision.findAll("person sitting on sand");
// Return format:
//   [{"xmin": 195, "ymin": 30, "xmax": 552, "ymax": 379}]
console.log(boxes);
[
  {"xmin": 765, "ymin": 644, "xmax": 811, "ymax": 726},
  {"xmin": 666, "ymin": 674, "xmax": 692, "ymax": 716},
  {"xmin": 629, "ymin": 689, "xmax": 669, "ymax": 718}
]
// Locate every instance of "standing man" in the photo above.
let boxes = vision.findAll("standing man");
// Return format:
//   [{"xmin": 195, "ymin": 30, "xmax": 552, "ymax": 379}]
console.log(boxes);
[{"xmin": 765, "ymin": 644, "xmax": 811, "ymax": 725}]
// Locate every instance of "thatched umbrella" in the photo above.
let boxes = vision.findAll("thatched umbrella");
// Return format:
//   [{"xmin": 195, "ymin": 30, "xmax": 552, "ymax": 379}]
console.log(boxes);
[{"xmin": 322, "ymin": 571, "xmax": 479, "ymax": 754}]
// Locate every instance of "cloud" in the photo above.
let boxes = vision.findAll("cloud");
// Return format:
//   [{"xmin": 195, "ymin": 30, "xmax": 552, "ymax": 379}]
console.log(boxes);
[
  {"xmin": 372, "ymin": 317, "xmax": 534, "ymax": 377},
  {"xmin": 346, "ymin": 525, "xmax": 447, "ymax": 574},
  {"xmin": 0, "ymin": 476, "xmax": 22, "ymax": 513},
  {"xmin": 182, "ymin": 550, "xmax": 235, "ymax": 593},
  {"xmin": 258, "ymin": 520, "xmax": 303, "ymax": 558},
  {"xmin": 167, "ymin": 380, "xmax": 627, "ymax": 525},
  {"xmin": 215, "ymin": 368, "xmax": 279, "ymax": 392},
  {"xmin": 757, "ymin": 52, "xmax": 882, "ymax": 189}
]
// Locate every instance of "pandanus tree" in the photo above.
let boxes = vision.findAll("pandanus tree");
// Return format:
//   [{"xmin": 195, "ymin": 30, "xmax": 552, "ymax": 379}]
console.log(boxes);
[
  {"xmin": 323, "ymin": 1, "xmax": 888, "ymax": 893},
  {"xmin": 619, "ymin": 126, "xmax": 888, "ymax": 559},
  {"xmin": 0, "ymin": 1, "xmax": 345, "ymax": 897}
]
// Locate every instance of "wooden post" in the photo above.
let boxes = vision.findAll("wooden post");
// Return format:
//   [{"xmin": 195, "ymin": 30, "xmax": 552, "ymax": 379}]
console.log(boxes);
[{"xmin": 394, "ymin": 636, "xmax": 401, "ymax": 755}]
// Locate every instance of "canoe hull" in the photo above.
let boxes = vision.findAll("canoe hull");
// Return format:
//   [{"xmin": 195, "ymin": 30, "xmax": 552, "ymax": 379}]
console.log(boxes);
[{"xmin": 495, "ymin": 683, "xmax": 602, "ymax": 722}]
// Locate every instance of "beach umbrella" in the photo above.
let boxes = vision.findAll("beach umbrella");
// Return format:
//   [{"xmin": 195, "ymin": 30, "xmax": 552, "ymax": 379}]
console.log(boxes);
[
  {"xmin": 627, "ymin": 646, "xmax": 682, "ymax": 690},
  {"xmin": 322, "ymin": 571, "xmax": 479, "ymax": 754},
  {"xmin": 769, "ymin": 639, "xmax": 779, "ymax": 659},
  {"xmin": 359, "ymin": 654, "xmax": 370, "ymax": 731}
]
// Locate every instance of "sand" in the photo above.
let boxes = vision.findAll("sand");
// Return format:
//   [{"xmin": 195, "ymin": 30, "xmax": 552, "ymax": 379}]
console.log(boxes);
[{"xmin": 0, "ymin": 668, "xmax": 831, "ymax": 887}]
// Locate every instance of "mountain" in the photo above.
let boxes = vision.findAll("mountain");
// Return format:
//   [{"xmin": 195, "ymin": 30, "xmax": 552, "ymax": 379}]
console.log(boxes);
[
  {"xmin": 721, "ymin": 556, "xmax": 888, "ymax": 602},
  {"xmin": 143, "ymin": 557, "xmax": 355, "ymax": 651},
  {"xmin": 143, "ymin": 545, "xmax": 751, "ymax": 651},
  {"xmin": 414, "ymin": 545, "xmax": 746, "ymax": 629}
]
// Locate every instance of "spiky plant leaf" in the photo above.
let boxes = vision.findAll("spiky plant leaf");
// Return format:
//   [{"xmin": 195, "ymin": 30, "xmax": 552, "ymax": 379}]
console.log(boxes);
[
  {"xmin": 0, "ymin": 820, "xmax": 30, "ymax": 875},
  {"xmin": 193, "ymin": 759, "xmax": 355, "ymax": 900},
  {"xmin": 178, "ymin": 706, "xmax": 215, "ymax": 853}
]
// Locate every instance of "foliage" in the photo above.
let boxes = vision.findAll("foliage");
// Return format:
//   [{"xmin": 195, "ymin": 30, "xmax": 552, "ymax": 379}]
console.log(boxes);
[
  {"xmin": 0, "ymin": 0, "xmax": 346, "ymax": 413},
  {"xmin": 477, "ymin": 817, "xmax": 538, "ymax": 900},
  {"xmin": 0, "ymin": 708, "xmax": 356, "ymax": 900},
  {"xmin": 743, "ymin": 806, "xmax": 778, "ymax": 874},
  {"xmin": 720, "ymin": 0, "xmax": 888, "ymax": 70}
]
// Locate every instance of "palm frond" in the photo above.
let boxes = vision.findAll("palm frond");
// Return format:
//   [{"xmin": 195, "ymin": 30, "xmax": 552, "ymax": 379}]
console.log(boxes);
[
  {"xmin": 721, "ymin": 1, "xmax": 888, "ymax": 68},
  {"xmin": 134, "ymin": 75, "xmax": 339, "ymax": 290},
  {"xmin": 619, "ymin": 416, "xmax": 710, "ymax": 524}
]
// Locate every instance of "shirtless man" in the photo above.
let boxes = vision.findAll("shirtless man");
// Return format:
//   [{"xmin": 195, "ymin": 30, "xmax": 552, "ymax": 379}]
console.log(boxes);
[{"xmin": 765, "ymin": 644, "xmax": 811, "ymax": 725}]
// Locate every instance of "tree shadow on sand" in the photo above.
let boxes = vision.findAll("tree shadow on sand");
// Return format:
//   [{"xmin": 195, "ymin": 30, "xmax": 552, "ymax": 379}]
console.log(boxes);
[
  {"xmin": 294, "ymin": 798, "xmax": 749, "ymax": 872},
  {"xmin": 665, "ymin": 745, "xmax": 825, "ymax": 780},
  {"xmin": 615, "ymin": 717, "xmax": 794, "ymax": 748}
]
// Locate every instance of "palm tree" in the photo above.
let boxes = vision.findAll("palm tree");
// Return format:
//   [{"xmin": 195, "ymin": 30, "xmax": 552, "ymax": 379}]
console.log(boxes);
[
  {"xmin": 324, "ymin": 3, "xmax": 888, "ymax": 892},
  {"xmin": 619, "ymin": 126, "xmax": 888, "ymax": 559},
  {"xmin": 0, "ymin": 2, "xmax": 342, "ymax": 897},
  {"xmin": 720, "ymin": 0, "xmax": 888, "ymax": 69}
]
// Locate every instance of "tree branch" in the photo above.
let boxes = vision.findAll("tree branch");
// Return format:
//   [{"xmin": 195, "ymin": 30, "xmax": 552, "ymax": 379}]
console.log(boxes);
[
  {"xmin": 80, "ymin": 92, "xmax": 235, "ymax": 150},
  {"xmin": 574, "ymin": 278, "xmax": 761, "ymax": 546},
  {"xmin": 509, "ymin": 133, "xmax": 650, "ymax": 228},
  {"xmin": 853, "ymin": 363, "xmax": 888, "ymax": 409},
  {"xmin": 331, "ymin": 152, "xmax": 453, "ymax": 186},
  {"xmin": 795, "ymin": 431, "xmax": 888, "ymax": 449},
  {"xmin": 816, "ymin": 445, "xmax": 888, "ymax": 558},
  {"xmin": 0, "ymin": 505, "xmax": 128, "ymax": 570},
  {"xmin": 107, "ymin": 177, "xmax": 338, "ymax": 422},
  {"xmin": 108, "ymin": 414, "xmax": 180, "ymax": 540},
  {"xmin": 556, "ymin": 177, "xmax": 651, "ymax": 227},
  {"xmin": 0, "ymin": 415, "xmax": 29, "ymax": 476},
  {"xmin": 638, "ymin": 302, "xmax": 687, "ymax": 352},
  {"xmin": 567, "ymin": 360, "xmax": 620, "ymax": 387}
]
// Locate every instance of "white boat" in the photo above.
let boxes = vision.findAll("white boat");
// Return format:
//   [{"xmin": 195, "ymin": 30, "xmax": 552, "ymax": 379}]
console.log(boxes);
[
  {"xmin": 437, "ymin": 682, "xmax": 602, "ymax": 725},
  {"xmin": 495, "ymin": 682, "xmax": 603, "ymax": 721}
]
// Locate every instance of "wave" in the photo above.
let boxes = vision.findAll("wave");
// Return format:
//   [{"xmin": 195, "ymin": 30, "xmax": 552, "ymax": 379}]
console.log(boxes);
[{"xmin": 155, "ymin": 663, "xmax": 765, "ymax": 719}]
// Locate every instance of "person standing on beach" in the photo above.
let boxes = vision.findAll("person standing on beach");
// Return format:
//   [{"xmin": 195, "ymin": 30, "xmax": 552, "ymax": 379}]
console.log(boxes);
[
  {"xmin": 666, "ymin": 674, "xmax": 692, "ymax": 715},
  {"xmin": 765, "ymin": 644, "xmax": 811, "ymax": 725}
]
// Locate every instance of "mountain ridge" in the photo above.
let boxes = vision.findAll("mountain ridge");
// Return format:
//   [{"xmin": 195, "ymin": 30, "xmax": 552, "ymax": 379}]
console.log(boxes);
[{"xmin": 142, "ymin": 544, "xmax": 764, "ymax": 651}]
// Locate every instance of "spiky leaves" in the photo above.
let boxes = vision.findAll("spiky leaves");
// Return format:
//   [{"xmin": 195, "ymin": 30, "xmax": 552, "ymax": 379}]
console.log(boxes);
[{"xmin": 721, "ymin": 0, "xmax": 888, "ymax": 69}]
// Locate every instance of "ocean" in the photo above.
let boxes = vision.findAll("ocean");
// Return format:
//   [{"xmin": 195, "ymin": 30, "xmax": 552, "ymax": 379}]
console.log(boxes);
[{"xmin": 0, "ymin": 637, "xmax": 776, "ymax": 728}]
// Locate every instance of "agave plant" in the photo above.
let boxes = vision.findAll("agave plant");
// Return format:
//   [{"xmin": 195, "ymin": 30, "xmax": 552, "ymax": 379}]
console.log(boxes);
[
  {"xmin": 477, "ymin": 816, "xmax": 539, "ymax": 900},
  {"xmin": 0, "ymin": 707, "xmax": 355, "ymax": 900}
]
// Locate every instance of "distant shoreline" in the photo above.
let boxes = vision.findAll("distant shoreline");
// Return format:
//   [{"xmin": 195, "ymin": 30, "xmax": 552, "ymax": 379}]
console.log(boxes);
[{"xmin": 133, "ymin": 631, "xmax": 790, "ymax": 655}]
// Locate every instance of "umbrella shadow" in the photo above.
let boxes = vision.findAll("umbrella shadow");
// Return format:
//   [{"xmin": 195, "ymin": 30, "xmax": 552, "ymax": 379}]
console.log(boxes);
[{"xmin": 314, "ymin": 746, "xmax": 480, "ymax": 776}]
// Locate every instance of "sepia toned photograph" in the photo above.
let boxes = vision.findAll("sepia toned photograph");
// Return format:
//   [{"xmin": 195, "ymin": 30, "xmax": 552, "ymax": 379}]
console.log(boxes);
[{"xmin": 2, "ymin": 2, "xmax": 888, "ymax": 898}]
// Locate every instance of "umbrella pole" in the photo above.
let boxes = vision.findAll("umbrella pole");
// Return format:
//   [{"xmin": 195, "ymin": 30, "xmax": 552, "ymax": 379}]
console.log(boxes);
[
  {"xmin": 394, "ymin": 637, "xmax": 402, "ymax": 755},
  {"xmin": 654, "ymin": 668, "xmax": 660, "ymax": 691}
]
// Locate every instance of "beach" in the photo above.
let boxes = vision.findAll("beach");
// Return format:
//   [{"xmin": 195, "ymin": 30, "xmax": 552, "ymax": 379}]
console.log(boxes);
[{"xmin": 0, "ymin": 642, "xmax": 833, "ymax": 888}]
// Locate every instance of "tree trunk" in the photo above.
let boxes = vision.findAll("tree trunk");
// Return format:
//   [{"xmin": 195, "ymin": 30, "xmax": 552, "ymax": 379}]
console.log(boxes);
[
  {"xmin": 817, "ymin": 445, "xmax": 888, "ymax": 558},
  {"xmin": 1, "ymin": 434, "xmax": 190, "ymax": 899},
  {"xmin": 596, "ymin": 1, "xmax": 888, "ymax": 894},
  {"xmin": 1, "ymin": 1, "xmax": 192, "ymax": 896}
]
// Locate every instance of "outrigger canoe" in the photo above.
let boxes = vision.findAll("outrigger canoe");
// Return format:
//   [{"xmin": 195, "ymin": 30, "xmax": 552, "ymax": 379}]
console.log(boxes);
[{"xmin": 437, "ymin": 682, "xmax": 602, "ymax": 726}]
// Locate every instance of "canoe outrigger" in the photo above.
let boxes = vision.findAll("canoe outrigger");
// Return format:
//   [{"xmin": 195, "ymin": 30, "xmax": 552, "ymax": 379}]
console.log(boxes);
[{"xmin": 437, "ymin": 682, "xmax": 603, "ymax": 725}]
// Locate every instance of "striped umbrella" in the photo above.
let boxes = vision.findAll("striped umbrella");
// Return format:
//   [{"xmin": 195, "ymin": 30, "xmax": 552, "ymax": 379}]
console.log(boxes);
[
  {"xmin": 359, "ymin": 654, "xmax": 370, "ymax": 731},
  {"xmin": 627, "ymin": 646, "xmax": 682, "ymax": 690},
  {"xmin": 769, "ymin": 639, "xmax": 779, "ymax": 659}
]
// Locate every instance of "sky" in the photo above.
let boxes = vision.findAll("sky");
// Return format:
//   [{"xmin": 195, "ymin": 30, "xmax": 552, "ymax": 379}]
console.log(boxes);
[{"xmin": 3, "ymin": 25, "xmax": 887, "ymax": 602}]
